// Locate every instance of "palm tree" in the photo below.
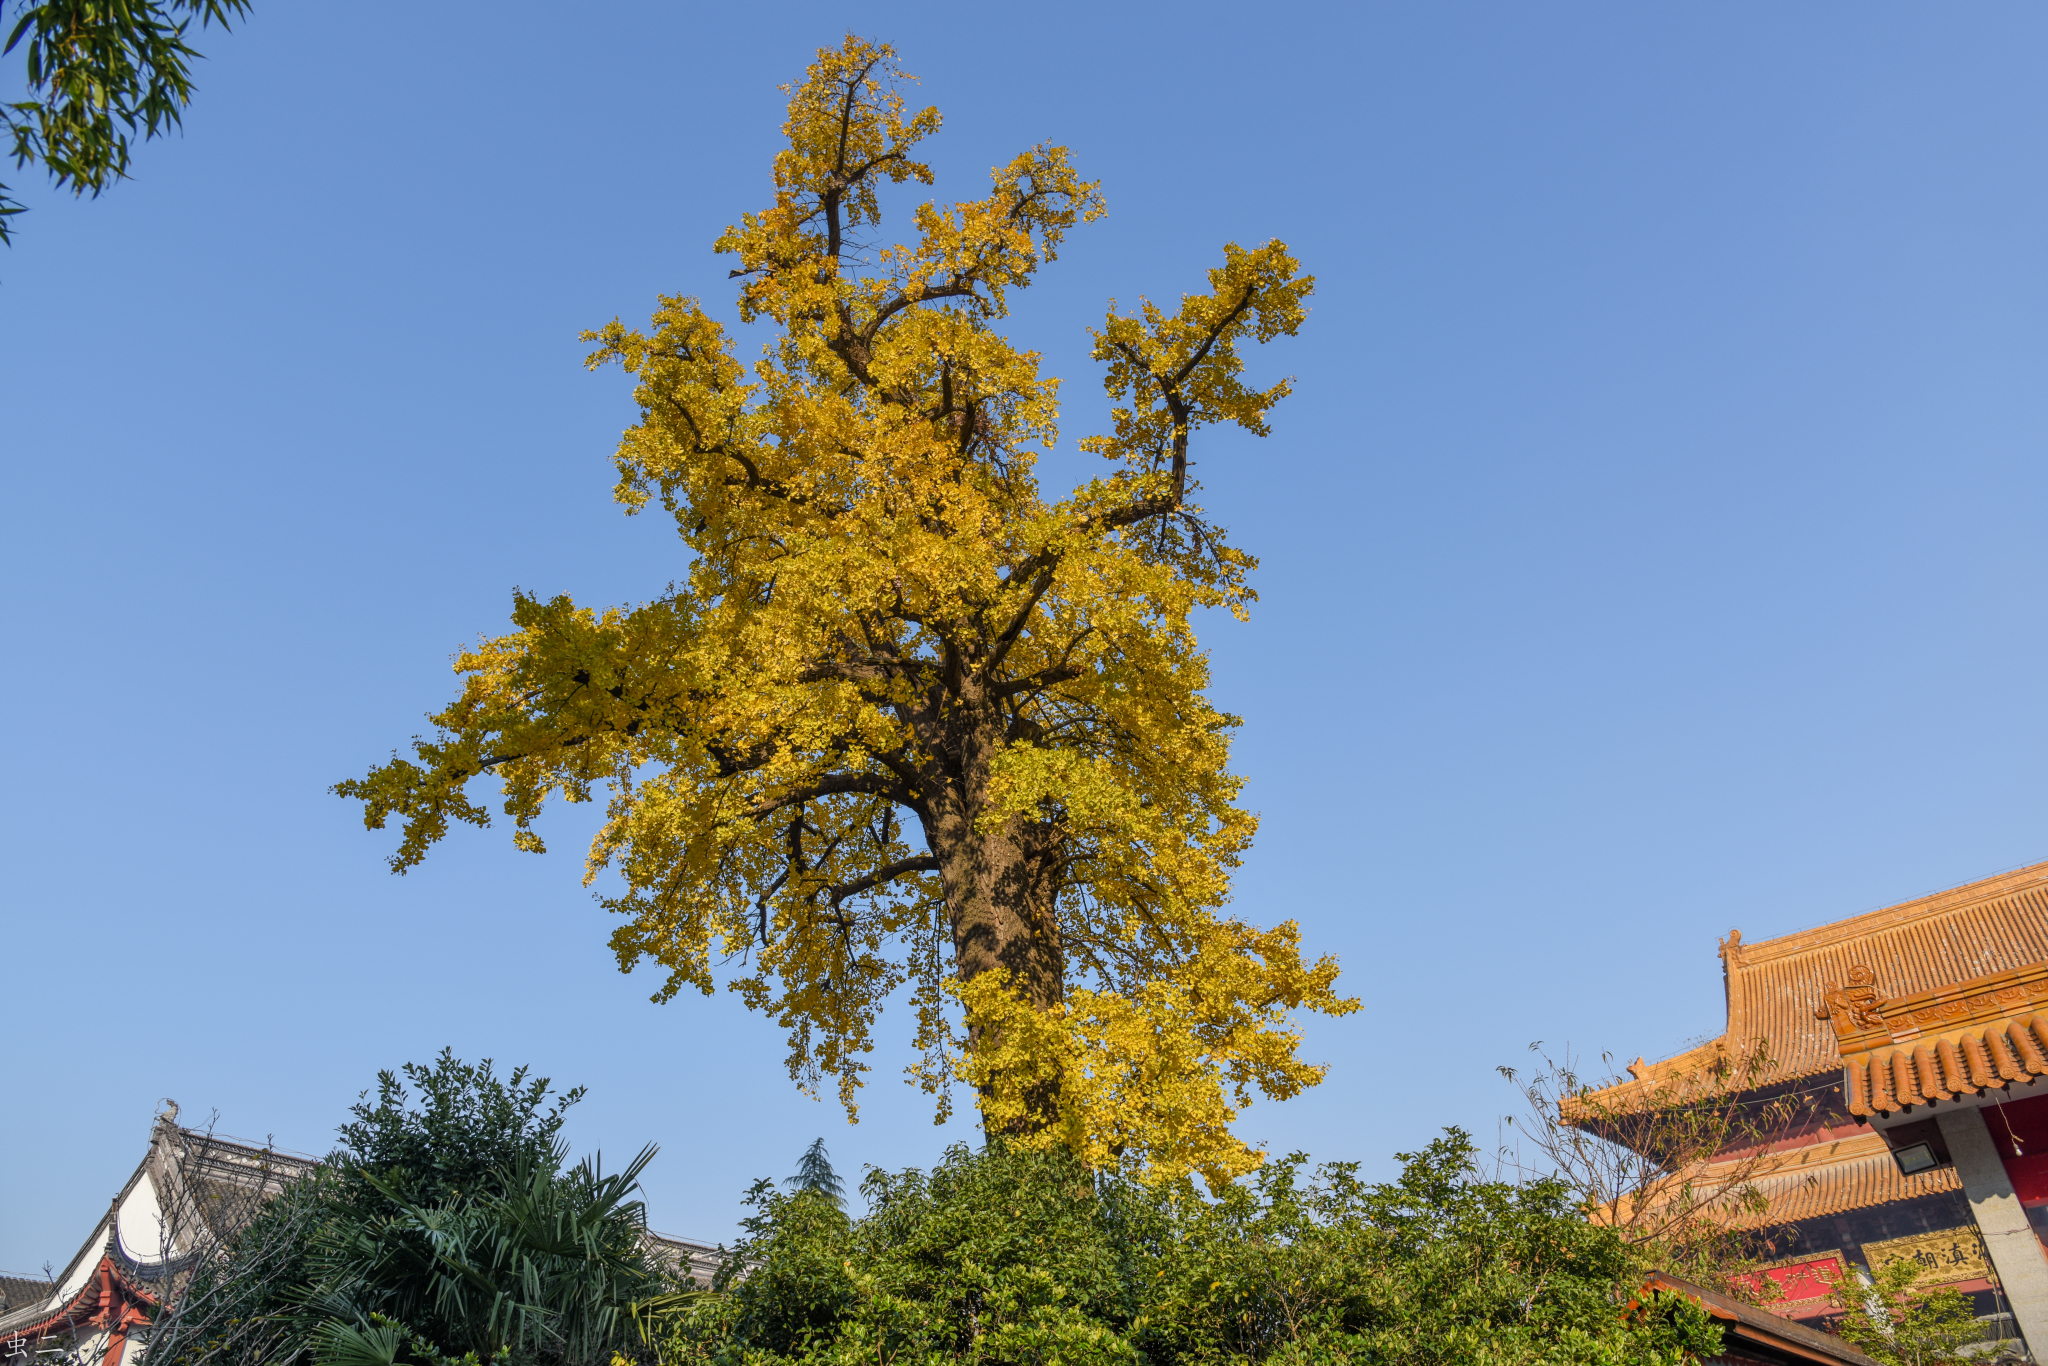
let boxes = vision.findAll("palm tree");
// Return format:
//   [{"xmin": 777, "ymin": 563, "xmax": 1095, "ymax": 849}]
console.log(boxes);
[{"xmin": 310, "ymin": 1144, "xmax": 672, "ymax": 1365}]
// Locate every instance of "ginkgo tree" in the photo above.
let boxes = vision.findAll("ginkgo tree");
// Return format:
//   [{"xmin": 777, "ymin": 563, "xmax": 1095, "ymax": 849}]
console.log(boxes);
[{"xmin": 338, "ymin": 35, "xmax": 1354, "ymax": 1189}]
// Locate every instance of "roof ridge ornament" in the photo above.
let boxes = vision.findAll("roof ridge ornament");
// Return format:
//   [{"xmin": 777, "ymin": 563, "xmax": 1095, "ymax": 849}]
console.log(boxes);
[
  {"xmin": 1814, "ymin": 965, "xmax": 1887, "ymax": 1031},
  {"xmin": 1719, "ymin": 928, "xmax": 1744, "ymax": 964}
]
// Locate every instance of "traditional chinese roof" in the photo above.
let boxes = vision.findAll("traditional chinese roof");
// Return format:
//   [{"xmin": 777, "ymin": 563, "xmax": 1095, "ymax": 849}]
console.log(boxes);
[
  {"xmin": 0, "ymin": 1113, "xmax": 319, "ymax": 1338},
  {"xmin": 5, "ymin": 1105, "xmax": 733, "ymax": 1341},
  {"xmin": 1716, "ymin": 1132, "xmax": 1963, "ymax": 1227},
  {"xmin": 1644, "ymin": 1271, "xmax": 1885, "ymax": 1366},
  {"xmin": 1607, "ymin": 1127, "xmax": 1964, "ymax": 1238},
  {"xmin": 0, "ymin": 1254, "xmax": 159, "ymax": 1366},
  {"xmin": 1589, "ymin": 860, "xmax": 2048, "ymax": 1110},
  {"xmin": 647, "ymin": 1228, "xmax": 728, "ymax": 1286},
  {"xmin": 0, "ymin": 1276, "xmax": 54, "ymax": 1315},
  {"xmin": 1825, "ymin": 959, "xmax": 2048, "ymax": 1117}
]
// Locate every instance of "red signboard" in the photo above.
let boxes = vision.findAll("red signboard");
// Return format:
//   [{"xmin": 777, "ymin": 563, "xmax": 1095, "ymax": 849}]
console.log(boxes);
[{"xmin": 1730, "ymin": 1255, "xmax": 1844, "ymax": 1311}]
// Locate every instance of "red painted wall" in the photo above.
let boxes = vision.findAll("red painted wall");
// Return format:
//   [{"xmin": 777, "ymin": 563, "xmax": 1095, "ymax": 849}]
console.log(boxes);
[{"xmin": 1982, "ymin": 1092, "xmax": 2048, "ymax": 1206}]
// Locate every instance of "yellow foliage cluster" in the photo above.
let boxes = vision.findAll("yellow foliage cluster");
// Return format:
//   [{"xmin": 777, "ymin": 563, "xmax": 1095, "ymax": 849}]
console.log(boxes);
[
  {"xmin": 959, "ymin": 914, "xmax": 1347, "ymax": 1189},
  {"xmin": 338, "ymin": 35, "xmax": 1354, "ymax": 1190}
]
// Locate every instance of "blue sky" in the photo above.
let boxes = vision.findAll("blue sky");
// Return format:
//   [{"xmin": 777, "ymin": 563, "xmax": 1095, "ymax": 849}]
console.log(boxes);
[{"xmin": 5, "ymin": 2, "xmax": 2046, "ymax": 1269}]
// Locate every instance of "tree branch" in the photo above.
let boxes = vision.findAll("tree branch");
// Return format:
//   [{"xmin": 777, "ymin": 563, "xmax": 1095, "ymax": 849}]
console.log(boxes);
[
  {"xmin": 978, "ymin": 565, "xmax": 1059, "ymax": 681},
  {"xmin": 1165, "ymin": 287, "xmax": 1258, "ymax": 393},
  {"xmin": 743, "ymin": 771, "xmax": 911, "ymax": 819},
  {"xmin": 798, "ymin": 659, "xmax": 894, "ymax": 688},
  {"xmin": 825, "ymin": 854, "xmax": 940, "ymax": 907},
  {"xmin": 992, "ymin": 627, "xmax": 1093, "ymax": 699}
]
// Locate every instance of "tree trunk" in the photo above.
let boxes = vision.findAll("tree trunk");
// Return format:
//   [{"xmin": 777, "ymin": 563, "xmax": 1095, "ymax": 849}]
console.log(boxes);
[{"xmin": 917, "ymin": 700, "xmax": 1066, "ymax": 1134}]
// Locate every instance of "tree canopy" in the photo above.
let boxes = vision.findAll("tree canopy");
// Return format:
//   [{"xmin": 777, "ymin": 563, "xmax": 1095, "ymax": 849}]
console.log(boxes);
[
  {"xmin": 788, "ymin": 1138, "xmax": 846, "ymax": 1208},
  {"xmin": 338, "ymin": 34, "xmax": 1353, "ymax": 1189},
  {"xmin": 659, "ymin": 1133, "xmax": 1724, "ymax": 1366},
  {"xmin": 2, "ymin": 0, "xmax": 248, "ymax": 244},
  {"xmin": 334, "ymin": 1049, "xmax": 588, "ymax": 1209}
]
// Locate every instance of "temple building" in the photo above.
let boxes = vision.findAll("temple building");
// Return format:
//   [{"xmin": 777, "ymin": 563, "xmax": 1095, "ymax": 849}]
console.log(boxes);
[
  {"xmin": 1582, "ymin": 858, "xmax": 2048, "ymax": 1357},
  {"xmin": 0, "ymin": 1110, "xmax": 317, "ymax": 1366},
  {"xmin": 1, "ymin": 1106, "xmax": 724, "ymax": 1365}
]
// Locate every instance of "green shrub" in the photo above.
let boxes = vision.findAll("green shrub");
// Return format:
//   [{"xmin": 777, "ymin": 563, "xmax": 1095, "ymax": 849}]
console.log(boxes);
[
  {"xmin": 652, "ymin": 1129, "xmax": 1721, "ymax": 1366},
  {"xmin": 1830, "ymin": 1258, "xmax": 1985, "ymax": 1366},
  {"xmin": 151, "ymin": 1054, "xmax": 672, "ymax": 1366}
]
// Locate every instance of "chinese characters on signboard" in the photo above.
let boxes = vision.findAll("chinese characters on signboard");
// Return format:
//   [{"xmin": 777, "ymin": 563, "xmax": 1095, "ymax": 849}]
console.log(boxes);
[{"xmin": 1862, "ymin": 1228, "xmax": 1993, "ymax": 1286}]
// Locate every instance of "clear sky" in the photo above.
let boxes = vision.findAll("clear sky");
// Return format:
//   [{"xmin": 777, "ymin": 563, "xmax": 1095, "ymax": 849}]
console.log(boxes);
[{"xmin": 4, "ymin": 1, "xmax": 2046, "ymax": 1271}]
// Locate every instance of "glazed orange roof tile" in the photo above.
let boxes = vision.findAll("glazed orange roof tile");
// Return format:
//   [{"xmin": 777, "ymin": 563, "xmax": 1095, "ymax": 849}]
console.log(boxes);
[
  {"xmin": 1602, "ymin": 1131, "xmax": 1965, "ymax": 1231},
  {"xmin": 1826, "ymin": 959, "xmax": 2048, "ymax": 1117},
  {"xmin": 1713, "ymin": 1132, "xmax": 1963, "ymax": 1227},
  {"xmin": 1588, "ymin": 860, "xmax": 2048, "ymax": 1110}
]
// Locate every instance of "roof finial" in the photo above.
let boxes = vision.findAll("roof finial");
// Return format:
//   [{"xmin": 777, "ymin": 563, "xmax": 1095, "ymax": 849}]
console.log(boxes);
[
  {"xmin": 157, "ymin": 1098, "xmax": 180, "ymax": 1125},
  {"xmin": 1627, "ymin": 1056, "xmax": 1649, "ymax": 1081},
  {"xmin": 1814, "ymin": 965, "xmax": 1886, "ymax": 1032}
]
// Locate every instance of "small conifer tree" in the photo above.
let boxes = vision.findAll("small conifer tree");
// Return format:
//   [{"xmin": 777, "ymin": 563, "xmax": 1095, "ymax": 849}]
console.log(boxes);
[{"xmin": 788, "ymin": 1137, "xmax": 845, "ymax": 1208}]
